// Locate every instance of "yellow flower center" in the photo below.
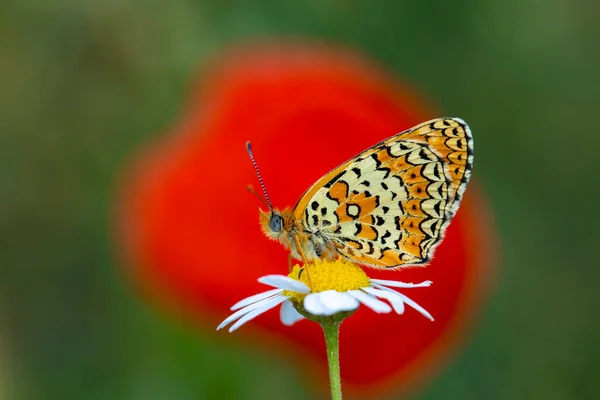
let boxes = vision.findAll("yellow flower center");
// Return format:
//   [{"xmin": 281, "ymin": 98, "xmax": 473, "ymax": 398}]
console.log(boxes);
[{"xmin": 283, "ymin": 258, "xmax": 370, "ymax": 302}]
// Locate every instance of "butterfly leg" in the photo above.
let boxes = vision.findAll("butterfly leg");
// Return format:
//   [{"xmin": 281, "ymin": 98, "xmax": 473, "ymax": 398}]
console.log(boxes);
[
  {"xmin": 293, "ymin": 235, "xmax": 313, "ymax": 288},
  {"xmin": 287, "ymin": 254, "xmax": 293, "ymax": 272}
]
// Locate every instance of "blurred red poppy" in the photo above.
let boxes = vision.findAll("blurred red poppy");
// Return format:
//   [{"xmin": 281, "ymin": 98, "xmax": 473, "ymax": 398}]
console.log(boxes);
[{"xmin": 116, "ymin": 42, "xmax": 496, "ymax": 398}]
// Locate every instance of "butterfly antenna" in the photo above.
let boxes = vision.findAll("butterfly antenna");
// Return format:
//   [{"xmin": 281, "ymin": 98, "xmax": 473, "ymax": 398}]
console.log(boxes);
[
  {"xmin": 246, "ymin": 141, "xmax": 274, "ymax": 210},
  {"xmin": 246, "ymin": 185, "xmax": 270, "ymax": 209}
]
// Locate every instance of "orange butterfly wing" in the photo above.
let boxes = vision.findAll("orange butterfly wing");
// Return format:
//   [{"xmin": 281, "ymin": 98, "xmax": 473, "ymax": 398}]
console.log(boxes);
[{"xmin": 293, "ymin": 117, "xmax": 473, "ymax": 269}]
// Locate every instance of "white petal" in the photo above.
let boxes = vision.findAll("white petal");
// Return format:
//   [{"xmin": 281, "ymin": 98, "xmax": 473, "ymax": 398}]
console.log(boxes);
[
  {"xmin": 217, "ymin": 294, "xmax": 285, "ymax": 331},
  {"xmin": 304, "ymin": 291, "xmax": 359, "ymax": 316},
  {"xmin": 348, "ymin": 290, "xmax": 392, "ymax": 314},
  {"xmin": 280, "ymin": 300, "xmax": 305, "ymax": 326},
  {"xmin": 304, "ymin": 293, "xmax": 328, "ymax": 315},
  {"xmin": 396, "ymin": 292, "xmax": 434, "ymax": 321},
  {"xmin": 228, "ymin": 295, "xmax": 288, "ymax": 332},
  {"xmin": 362, "ymin": 287, "xmax": 405, "ymax": 314},
  {"xmin": 371, "ymin": 285, "xmax": 434, "ymax": 321},
  {"xmin": 370, "ymin": 279, "xmax": 432, "ymax": 288},
  {"xmin": 230, "ymin": 288, "xmax": 283, "ymax": 311},
  {"xmin": 319, "ymin": 291, "xmax": 360, "ymax": 315},
  {"xmin": 258, "ymin": 275, "xmax": 311, "ymax": 293}
]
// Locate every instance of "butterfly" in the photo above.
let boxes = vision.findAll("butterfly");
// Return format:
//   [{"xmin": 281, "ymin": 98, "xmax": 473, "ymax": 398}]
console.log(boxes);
[{"xmin": 246, "ymin": 117, "xmax": 473, "ymax": 269}]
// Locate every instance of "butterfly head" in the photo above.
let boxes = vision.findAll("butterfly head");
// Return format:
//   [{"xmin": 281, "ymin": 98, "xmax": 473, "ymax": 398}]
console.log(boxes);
[
  {"xmin": 258, "ymin": 207, "xmax": 295, "ymax": 243},
  {"xmin": 258, "ymin": 207, "xmax": 282, "ymax": 237}
]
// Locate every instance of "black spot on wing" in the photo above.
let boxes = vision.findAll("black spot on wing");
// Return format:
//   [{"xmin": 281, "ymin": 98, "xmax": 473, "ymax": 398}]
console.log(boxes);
[
  {"xmin": 375, "ymin": 216, "xmax": 385, "ymax": 226},
  {"xmin": 322, "ymin": 220, "xmax": 332, "ymax": 227},
  {"xmin": 434, "ymin": 201, "xmax": 441, "ymax": 216},
  {"xmin": 366, "ymin": 242, "xmax": 375, "ymax": 255},
  {"xmin": 398, "ymin": 142, "xmax": 410, "ymax": 151},
  {"xmin": 371, "ymin": 153, "xmax": 381, "ymax": 167},
  {"xmin": 361, "ymin": 180, "xmax": 371, "ymax": 187},
  {"xmin": 397, "ymin": 201, "xmax": 405, "ymax": 215},
  {"xmin": 419, "ymin": 148, "xmax": 433, "ymax": 161},
  {"xmin": 311, "ymin": 201, "xmax": 319, "ymax": 211},
  {"xmin": 371, "ymin": 226, "xmax": 379, "ymax": 241},
  {"xmin": 381, "ymin": 182, "xmax": 388, "ymax": 190},
  {"xmin": 352, "ymin": 167, "xmax": 361, "ymax": 178},
  {"xmin": 354, "ymin": 223, "xmax": 362, "ymax": 235},
  {"xmin": 382, "ymin": 206, "xmax": 389, "ymax": 214},
  {"xmin": 312, "ymin": 215, "xmax": 319, "ymax": 226},
  {"xmin": 379, "ymin": 167, "xmax": 391, "ymax": 179},
  {"xmin": 324, "ymin": 170, "xmax": 347, "ymax": 188},
  {"xmin": 429, "ymin": 219, "xmax": 440, "ymax": 234},
  {"xmin": 346, "ymin": 203, "xmax": 361, "ymax": 218},
  {"xmin": 432, "ymin": 164, "xmax": 441, "ymax": 180},
  {"xmin": 381, "ymin": 230, "xmax": 391, "ymax": 244},
  {"xmin": 377, "ymin": 247, "xmax": 392, "ymax": 260},
  {"xmin": 417, "ymin": 220, "xmax": 434, "ymax": 240}
]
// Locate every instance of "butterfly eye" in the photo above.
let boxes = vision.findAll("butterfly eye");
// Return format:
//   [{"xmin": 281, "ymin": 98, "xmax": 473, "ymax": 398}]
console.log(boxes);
[{"xmin": 269, "ymin": 214, "xmax": 283, "ymax": 233}]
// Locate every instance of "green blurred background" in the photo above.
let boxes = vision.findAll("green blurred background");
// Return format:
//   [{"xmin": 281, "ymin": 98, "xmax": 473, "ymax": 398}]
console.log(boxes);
[{"xmin": 2, "ymin": 0, "xmax": 600, "ymax": 399}]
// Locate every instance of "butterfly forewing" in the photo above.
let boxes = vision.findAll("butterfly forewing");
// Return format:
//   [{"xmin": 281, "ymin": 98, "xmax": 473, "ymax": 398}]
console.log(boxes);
[{"xmin": 293, "ymin": 117, "xmax": 473, "ymax": 269}]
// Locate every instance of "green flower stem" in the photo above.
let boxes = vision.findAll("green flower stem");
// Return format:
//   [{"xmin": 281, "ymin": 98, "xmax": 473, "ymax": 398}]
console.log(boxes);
[
  {"xmin": 322, "ymin": 320, "xmax": 342, "ymax": 400},
  {"xmin": 293, "ymin": 303, "xmax": 352, "ymax": 399}
]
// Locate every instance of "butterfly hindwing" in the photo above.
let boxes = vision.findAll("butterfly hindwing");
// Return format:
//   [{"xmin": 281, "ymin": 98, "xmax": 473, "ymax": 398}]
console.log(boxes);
[
  {"xmin": 293, "ymin": 117, "xmax": 473, "ymax": 269},
  {"xmin": 393, "ymin": 117, "xmax": 473, "ymax": 216}
]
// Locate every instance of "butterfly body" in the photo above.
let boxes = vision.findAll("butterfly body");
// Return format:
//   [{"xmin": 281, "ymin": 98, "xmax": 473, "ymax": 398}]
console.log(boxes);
[
  {"xmin": 259, "ymin": 208, "xmax": 339, "ymax": 261},
  {"xmin": 257, "ymin": 117, "xmax": 473, "ymax": 270}
]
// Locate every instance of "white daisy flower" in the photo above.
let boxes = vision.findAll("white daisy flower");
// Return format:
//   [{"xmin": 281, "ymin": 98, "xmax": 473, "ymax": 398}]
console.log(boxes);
[{"xmin": 217, "ymin": 259, "xmax": 434, "ymax": 333}]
